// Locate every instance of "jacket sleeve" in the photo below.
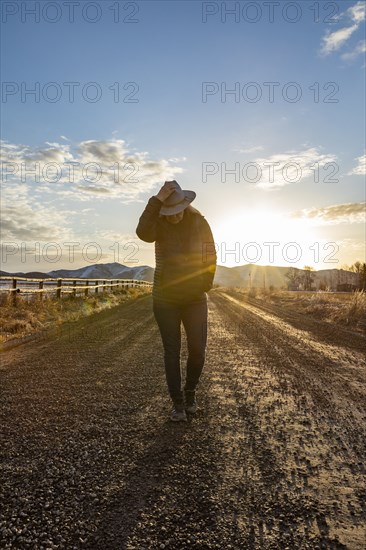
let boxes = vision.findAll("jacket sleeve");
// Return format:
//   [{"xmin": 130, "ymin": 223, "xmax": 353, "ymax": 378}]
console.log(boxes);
[
  {"xmin": 200, "ymin": 218, "xmax": 217, "ymax": 292},
  {"xmin": 135, "ymin": 196, "xmax": 162, "ymax": 243}
]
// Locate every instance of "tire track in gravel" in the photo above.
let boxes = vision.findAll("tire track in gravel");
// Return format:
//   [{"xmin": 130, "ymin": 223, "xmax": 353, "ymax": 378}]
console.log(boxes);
[
  {"xmin": 208, "ymin": 289, "xmax": 366, "ymax": 549},
  {"xmin": 218, "ymin": 290, "xmax": 366, "ymax": 415},
  {"xmin": 1, "ymin": 290, "xmax": 365, "ymax": 549}
]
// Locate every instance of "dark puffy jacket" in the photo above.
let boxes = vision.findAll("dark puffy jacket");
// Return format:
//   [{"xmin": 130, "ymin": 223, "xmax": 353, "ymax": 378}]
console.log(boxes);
[{"xmin": 136, "ymin": 196, "xmax": 217, "ymax": 304}]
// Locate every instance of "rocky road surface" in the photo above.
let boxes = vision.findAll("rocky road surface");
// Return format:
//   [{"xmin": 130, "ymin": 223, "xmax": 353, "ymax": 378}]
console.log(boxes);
[{"xmin": 1, "ymin": 288, "xmax": 365, "ymax": 549}]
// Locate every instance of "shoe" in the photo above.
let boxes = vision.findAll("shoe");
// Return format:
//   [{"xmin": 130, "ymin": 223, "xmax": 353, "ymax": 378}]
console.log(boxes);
[
  {"xmin": 170, "ymin": 404, "xmax": 187, "ymax": 422},
  {"xmin": 184, "ymin": 390, "xmax": 198, "ymax": 414}
]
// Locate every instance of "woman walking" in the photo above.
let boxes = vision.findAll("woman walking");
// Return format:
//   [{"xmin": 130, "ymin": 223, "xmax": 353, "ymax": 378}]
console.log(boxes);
[{"xmin": 136, "ymin": 180, "xmax": 217, "ymax": 422}]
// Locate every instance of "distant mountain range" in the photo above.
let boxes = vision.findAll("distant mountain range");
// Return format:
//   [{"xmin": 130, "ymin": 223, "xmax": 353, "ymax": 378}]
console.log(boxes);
[
  {"xmin": 0, "ymin": 263, "xmax": 154, "ymax": 282},
  {"xmin": 0, "ymin": 262, "xmax": 361, "ymax": 291}
]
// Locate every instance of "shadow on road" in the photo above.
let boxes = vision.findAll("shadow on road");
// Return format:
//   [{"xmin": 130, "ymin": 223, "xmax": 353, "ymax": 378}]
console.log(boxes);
[{"xmin": 86, "ymin": 418, "xmax": 189, "ymax": 549}]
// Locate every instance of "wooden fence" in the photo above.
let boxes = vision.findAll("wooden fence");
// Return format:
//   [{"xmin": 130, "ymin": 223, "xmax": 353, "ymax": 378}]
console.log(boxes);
[{"xmin": 0, "ymin": 276, "xmax": 152, "ymax": 306}]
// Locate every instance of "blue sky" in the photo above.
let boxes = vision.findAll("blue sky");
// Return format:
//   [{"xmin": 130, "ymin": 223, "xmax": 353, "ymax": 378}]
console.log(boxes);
[{"xmin": 1, "ymin": 0, "xmax": 365, "ymax": 272}]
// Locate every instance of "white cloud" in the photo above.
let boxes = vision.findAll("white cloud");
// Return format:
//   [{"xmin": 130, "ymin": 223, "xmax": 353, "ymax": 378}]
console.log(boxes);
[
  {"xmin": 236, "ymin": 145, "xmax": 264, "ymax": 154},
  {"xmin": 168, "ymin": 156, "xmax": 187, "ymax": 162},
  {"xmin": 348, "ymin": 152, "xmax": 366, "ymax": 175},
  {"xmin": 253, "ymin": 147, "xmax": 337, "ymax": 190},
  {"xmin": 347, "ymin": 1, "xmax": 366, "ymax": 24},
  {"xmin": 1, "ymin": 182, "xmax": 75, "ymax": 242},
  {"xmin": 0, "ymin": 138, "xmax": 186, "ymax": 246},
  {"xmin": 320, "ymin": 1, "xmax": 365, "ymax": 57},
  {"xmin": 0, "ymin": 138, "xmax": 185, "ymax": 202},
  {"xmin": 292, "ymin": 202, "xmax": 366, "ymax": 225},
  {"xmin": 320, "ymin": 24, "xmax": 359, "ymax": 55},
  {"xmin": 341, "ymin": 39, "xmax": 366, "ymax": 60}
]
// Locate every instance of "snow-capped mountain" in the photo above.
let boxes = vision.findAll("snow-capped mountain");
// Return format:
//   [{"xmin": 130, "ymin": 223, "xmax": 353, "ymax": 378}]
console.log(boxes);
[{"xmin": 47, "ymin": 263, "xmax": 154, "ymax": 282}]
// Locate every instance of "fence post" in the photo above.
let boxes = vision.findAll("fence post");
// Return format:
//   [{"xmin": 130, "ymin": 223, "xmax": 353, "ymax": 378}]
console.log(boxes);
[
  {"xmin": 39, "ymin": 280, "xmax": 43, "ymax": 302},
  {"xmin": 85, "ymin": 280, "xmax": 89, "ymax": 297},
  {"xmin": 95, "ymin": 281, "xmax": 98, "ymax": 294},
  {"xmin": 56, "ymin": 279, "xmax": 62, "ymax": 299},
  {"xmin": 12, "ymin": 278, "xmax": 17, "ymax": 307},
  {"xmin": 73, "ymin": 280, "xmax": 76, "ymax": 297},
  {"xmin": 103, "ymin": 280, "xmax": 106, "ymax": 293}
]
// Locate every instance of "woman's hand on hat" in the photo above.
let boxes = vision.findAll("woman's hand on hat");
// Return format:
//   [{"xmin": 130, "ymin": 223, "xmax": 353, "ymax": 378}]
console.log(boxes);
[{"xmin": 155, "ymin": 181, "xmax": 176, "ymax": 202}]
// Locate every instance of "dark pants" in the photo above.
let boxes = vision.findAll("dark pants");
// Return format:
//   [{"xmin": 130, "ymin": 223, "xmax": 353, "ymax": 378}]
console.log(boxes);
[{"xmin": 153, "ymin": 295, "xmax": 208, "ymax": 404}]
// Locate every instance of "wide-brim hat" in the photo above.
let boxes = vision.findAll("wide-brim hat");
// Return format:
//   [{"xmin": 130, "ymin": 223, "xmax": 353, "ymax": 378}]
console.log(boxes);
[{"xmin": 159, "ymin": 180, "xmax": 196, "ymax": 216}]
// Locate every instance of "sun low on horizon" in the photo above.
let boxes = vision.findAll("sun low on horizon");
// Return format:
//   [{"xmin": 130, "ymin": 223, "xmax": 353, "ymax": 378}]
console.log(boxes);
[{"xmin": 214, "ymin": 207, "xmax": 321, "ymax": 269}]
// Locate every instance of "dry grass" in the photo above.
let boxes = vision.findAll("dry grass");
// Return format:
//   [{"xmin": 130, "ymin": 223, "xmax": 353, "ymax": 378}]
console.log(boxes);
[
  {"xmin": 328, "ymin": 290, "xmax": 366, "ymax": 326},
  {"xmin": 228, "ymin": 287, "xmax": 366, "ymax": 332},
  {"xmin": 0, "ymin": 287, "xmax": 151, "ymax": 344}
]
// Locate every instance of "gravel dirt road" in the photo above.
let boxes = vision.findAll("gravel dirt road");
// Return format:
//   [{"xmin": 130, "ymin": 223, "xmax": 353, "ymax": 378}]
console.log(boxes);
[{"xmin": 1, "ymin": 289, "xmax": 365, "ymax": 549}]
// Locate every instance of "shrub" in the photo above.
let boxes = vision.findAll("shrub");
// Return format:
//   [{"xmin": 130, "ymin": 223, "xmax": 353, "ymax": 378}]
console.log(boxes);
[
  {"xmin": 341, "ymin": 290, "xmax": 366, "ymax": 324},
  {"xmin": 0, "ymin": 285, "xmax": 151, "ymax": 343},
  {"xmin": 247, "ymin": 288, "xmax": 257, "ymax": 299}
]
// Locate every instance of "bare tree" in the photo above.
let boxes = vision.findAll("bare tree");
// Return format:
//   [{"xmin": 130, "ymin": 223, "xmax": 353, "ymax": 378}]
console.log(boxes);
[
  {"xmin": 350, "ymin": 261, "xmax": 365, "ymax": 289},
  {"xmin": 319, "ymin": 278, "xmax": 327, "ymax": 291},
  {"xmin": 301, "ymin": 266, "xmax": 314, "ymax": 291},
  {"xmin": 349, "ymin": 261, "xmax": 362, "ymax": 273},
  {"xmin": 285, "ymin": 267, "xmax": 301, "ymax": 289}
]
